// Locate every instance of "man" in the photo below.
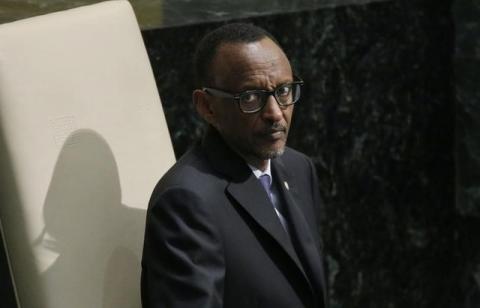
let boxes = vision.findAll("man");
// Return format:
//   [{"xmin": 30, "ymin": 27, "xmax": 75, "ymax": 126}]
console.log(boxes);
[{"xmin": 141, "ymin": 23, "xmax": 327, "ymax": 308}]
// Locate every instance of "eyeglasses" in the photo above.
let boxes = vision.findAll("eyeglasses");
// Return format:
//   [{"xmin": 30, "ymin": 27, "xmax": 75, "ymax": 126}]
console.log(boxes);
[{"xmin": 202, "ymin": 78, "xmax": 304, "ymax": 114}]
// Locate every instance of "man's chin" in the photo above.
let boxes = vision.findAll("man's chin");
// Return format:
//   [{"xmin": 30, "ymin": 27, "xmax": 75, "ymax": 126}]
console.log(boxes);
[{"xmin": 257, "ymin": 147, "xmax": 285, "ymax": 160}]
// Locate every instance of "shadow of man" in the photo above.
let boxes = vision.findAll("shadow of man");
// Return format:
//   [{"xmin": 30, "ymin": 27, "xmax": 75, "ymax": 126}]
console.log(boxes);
[{"xmin": 36, "ymin": 129, "xmax": 146, "ymax": 308}]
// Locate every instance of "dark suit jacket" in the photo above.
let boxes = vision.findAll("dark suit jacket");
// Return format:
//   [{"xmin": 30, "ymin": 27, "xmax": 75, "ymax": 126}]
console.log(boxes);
[{"xmin": 141, "ymin": 128, "xmax": 327, "ymax": 308}]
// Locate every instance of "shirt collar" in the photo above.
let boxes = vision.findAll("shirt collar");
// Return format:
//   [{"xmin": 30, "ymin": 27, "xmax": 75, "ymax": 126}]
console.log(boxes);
[{"xmin": 248, "ymin": 160, "xmax": 272, "ymax": 185}]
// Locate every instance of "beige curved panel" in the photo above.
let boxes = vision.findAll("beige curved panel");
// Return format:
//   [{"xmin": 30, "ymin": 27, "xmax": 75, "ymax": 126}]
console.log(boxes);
[{"xmin": 0, "ymin": 1, "xmax": 175, "ymax": 307}]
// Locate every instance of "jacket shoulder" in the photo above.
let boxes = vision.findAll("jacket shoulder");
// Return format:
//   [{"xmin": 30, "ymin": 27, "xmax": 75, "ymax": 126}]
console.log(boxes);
[
  {"xmin": 149, "ymin": 146, "xmax": 225, "ymax": 205},
  {"xmin": 279, "ymin": 147, "xmax": 314, "ymax": 171}
]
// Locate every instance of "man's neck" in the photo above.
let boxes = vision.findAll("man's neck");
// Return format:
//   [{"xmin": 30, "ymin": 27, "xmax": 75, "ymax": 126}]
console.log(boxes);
[
  {"xmin": 247, "ymin": 159, "xmax": 271, "ymax": 175},
  {"xmin": 215, "ymin": 129, "xmax": 270, "ymax": 171},
  {"xmin": 242, "ymin": 155, "xmax": 269, "ymax": 172}
]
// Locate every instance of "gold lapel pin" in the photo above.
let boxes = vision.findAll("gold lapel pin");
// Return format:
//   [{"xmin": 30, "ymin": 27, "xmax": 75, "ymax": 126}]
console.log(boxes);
[{"xmin": 284, "ymin": 181, "xmax": 289, "ymax": 190}]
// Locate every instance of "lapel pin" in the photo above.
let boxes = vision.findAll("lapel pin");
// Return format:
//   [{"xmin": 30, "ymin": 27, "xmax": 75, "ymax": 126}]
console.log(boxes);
[{"xmin": 284, "ymin": 181, "xmax": 289, "ymax": 190}]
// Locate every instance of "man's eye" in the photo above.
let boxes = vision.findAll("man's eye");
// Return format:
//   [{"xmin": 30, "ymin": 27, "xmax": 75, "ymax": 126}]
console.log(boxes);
[
  {"xmin": 241, "ymin": 93, "xmax": 260, "ymax": 103},
  {"xmin": 277, "ymin": 85, "xmax": 292, "ymax": 97}
]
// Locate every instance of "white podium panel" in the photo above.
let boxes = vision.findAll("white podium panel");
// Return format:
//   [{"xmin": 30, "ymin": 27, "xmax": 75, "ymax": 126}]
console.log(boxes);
[{"xmin": 0, "ymin": 1, "xmax": 175, "ymax": 307}]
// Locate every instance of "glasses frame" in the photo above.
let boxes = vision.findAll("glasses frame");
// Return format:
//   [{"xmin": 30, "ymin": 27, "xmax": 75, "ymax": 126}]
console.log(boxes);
[{"xmin": 202, "ymin": 77, "xmax": 304, "ymax": 114}]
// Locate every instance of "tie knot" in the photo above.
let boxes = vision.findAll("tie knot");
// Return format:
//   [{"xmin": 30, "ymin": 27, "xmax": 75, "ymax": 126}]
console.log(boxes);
[{"xmin": 259, "ymin": 174, "xmax": 271, "ymax": 192}]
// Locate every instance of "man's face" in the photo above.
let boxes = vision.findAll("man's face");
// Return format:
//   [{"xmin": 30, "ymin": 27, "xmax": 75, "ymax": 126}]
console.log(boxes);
[{"xmin": 206, "ymin": 37, "xmax": 294, "ymax": 168}]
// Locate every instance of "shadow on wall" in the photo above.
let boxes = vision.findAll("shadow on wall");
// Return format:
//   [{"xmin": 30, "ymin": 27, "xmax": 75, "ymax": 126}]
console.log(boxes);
[{"xmin": 35, "ymin": 129, "xmax": 145, "ymax": 308}]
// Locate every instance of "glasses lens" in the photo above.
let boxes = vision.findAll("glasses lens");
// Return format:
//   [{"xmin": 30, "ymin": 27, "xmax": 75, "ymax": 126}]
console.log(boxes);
[
  {"xmin": 275, "ymin": 84, "xmax": 293, "ymax": 105},
  {"xmin": 239, "ymin": 92, "xmax": 263, "ymax": 112},
  {"xmin": 276, "ymin": 83, "xmax": 301, "ymax": 106},
  {"xmin": 292, "ymin": 83, "xmax": 301, "ymax": 103}
]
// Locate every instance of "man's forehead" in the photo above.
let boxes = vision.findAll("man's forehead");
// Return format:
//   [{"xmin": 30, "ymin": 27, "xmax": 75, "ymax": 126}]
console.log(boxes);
[
  {"xmin": 210, "ymin": 38, "xmax": 292, "ymax": 88},
  {"xmin": 215, "ymin": 38, "xmax": 283, "ymax": 60}
]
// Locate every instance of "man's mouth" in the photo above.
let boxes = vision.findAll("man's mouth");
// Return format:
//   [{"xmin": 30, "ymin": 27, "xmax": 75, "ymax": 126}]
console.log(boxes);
[{"xmin": 261, "ymin": 125, "xmax": 287, "ymax": 140}]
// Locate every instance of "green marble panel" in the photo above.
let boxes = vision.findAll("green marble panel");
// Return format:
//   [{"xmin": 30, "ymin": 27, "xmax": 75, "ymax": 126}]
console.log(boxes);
[{"xmin": 0, "ymin": 0, "xmax": 389, "ymax": 29}]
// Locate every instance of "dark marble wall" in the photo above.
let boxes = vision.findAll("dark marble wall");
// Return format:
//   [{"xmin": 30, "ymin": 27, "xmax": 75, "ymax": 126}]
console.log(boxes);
[
  {"xmin": 142, "ymin": 0, "xmax": 474, "ymax": 307},
  {"xmin": 454, "ymin": 0, "xmax": 480, "ymax": 307}
]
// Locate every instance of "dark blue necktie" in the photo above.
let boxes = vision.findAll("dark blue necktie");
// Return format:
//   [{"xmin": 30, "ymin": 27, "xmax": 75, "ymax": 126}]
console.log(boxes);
[
  {"xmin": 259, "ymin": 174, "xmax": 273, "ymax": 202},
  {"xmin": 259, "ymin": 174, "xmax": 288, "ymax": 231}
]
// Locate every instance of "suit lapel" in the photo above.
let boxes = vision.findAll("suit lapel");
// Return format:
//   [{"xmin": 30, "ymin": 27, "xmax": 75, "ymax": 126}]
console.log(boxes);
[
  {"xmin": 200, "ymin": 128, "xmax": 310, "ymax": 284},
  {"xmin": 273, "ymin": 158, "xmax": 327, "ymax": 307},
  {"xmin": 226, "ymin": 176, "xmax": 307, "ymax": 276}
]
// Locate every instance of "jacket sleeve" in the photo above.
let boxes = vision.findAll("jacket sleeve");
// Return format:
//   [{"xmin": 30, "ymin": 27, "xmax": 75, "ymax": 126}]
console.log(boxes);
[
  {"xmin": 307, "ymin": 157, "xmax": 329, "ymax": 307},
  {"xmin": 307, "ymin": 157, "xmax": 325, "ymax": 253},
  {"xmin": 141, "ymin": 187, "xmax": 225, "ymax": 308}
]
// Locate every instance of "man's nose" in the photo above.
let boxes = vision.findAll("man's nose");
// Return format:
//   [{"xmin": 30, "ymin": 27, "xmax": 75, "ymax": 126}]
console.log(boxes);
[{"xmin": 260, "ymin": 95, "xmax": 284, "ymax": 121}]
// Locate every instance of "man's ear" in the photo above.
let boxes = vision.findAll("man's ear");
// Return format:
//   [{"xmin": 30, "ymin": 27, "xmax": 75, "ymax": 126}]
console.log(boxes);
[{"xmin": 193, "ymin": 89, "xmax": 217, "ymax": 127}]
